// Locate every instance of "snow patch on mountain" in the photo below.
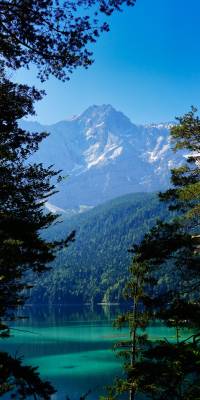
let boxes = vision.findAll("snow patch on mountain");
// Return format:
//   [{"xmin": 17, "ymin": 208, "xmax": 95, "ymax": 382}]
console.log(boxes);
[
  {"xmin": 84, "ymin": 131, "xmax": 123, "ymax": 169},
  {"xmin": 147, "ymin": 136, "xmax": 170, "ymax": 163},
  {"xmin": 45, "ymin": 202, "xmax": 66, "ymax": 214},
  {"xmin": 110, "ymin": 146, "xmax": 123, "ymax": 160}
]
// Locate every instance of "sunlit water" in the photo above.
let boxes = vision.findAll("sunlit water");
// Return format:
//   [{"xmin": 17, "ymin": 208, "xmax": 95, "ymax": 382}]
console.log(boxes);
[{"xmin": 1, "ymin": 305, "xmax": 192, "ymax": 399}]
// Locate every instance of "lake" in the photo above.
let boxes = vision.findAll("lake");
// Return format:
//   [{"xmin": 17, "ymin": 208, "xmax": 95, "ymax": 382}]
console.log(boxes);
[{"xmin": 1, "ymin": 304, "xmax": 191, "ymax": 399}]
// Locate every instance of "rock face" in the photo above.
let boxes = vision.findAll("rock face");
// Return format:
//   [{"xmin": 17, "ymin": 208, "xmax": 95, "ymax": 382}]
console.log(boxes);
[{"xmin": 21, "ymin": 104, "xmax": 182, "ymax": 208}]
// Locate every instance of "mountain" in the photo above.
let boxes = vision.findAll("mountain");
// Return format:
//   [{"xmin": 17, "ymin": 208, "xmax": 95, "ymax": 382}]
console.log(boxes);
[
  {"xmin": 29, "ymin": 192, "xmax": 169, "ymax": 304},
  {"xmin": 21, "ymin": 105, "xmax": 183, "ymax": 209}
]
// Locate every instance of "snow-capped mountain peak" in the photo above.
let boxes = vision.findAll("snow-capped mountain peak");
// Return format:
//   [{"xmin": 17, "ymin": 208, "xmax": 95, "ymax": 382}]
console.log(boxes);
[{"xmin": 21, "ymin": 105, "xmax": 183, "ymax": 209}]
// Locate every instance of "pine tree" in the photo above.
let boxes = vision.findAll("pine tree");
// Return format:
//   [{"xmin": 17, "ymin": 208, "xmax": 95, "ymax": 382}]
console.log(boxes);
[
  {"xmin": 104, "ymin": 108, "xmax": 200, "ymax": 399},
  {"xmin": 100, "ymin": 256, "xmax": 154, "ymax": 400},
  {"xmin": 0, "ymin": 75, "xmax": 75, "ymax": 398}
]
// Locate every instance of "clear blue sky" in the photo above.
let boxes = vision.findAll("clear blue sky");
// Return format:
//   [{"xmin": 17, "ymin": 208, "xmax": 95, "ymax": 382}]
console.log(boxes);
[{"xmin": 13, "ymin": 0, "xmax": 200, "ymax": 125}]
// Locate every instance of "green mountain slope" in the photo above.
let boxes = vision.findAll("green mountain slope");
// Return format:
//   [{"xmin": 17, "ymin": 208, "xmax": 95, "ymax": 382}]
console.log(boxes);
[{"xmin": 30, "ymin": 193, "xmax": 169, "ymax": 304}]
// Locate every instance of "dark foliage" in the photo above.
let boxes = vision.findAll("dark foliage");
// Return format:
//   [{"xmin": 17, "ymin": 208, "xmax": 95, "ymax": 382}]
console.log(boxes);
[
  {"xmin": 0, "ymin": 76, "xmax": 75, "ymax": 397},
  {"xmin": 0, "ymin": 352, "xmax": 56, "ymax": 399},
  {"xmin": 0, "ymin": 76, "xmax": 75, "ymax": 330},
  {"xmin": 0, "ymin": 0, "xmax": 136, "ymax": 81}
]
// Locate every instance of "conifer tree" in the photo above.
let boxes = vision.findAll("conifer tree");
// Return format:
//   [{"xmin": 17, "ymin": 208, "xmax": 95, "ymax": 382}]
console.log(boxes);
[
  {"xmin": 0, "ymin": 74, "xmax": 76, "ymax": 398},
  {"xmin": 103, "ymin": 107, "xmax": 200, "ymax": 399},
  {"xmin": 100, "ymin": 256, "xmax": 154, "ymax": 400}
]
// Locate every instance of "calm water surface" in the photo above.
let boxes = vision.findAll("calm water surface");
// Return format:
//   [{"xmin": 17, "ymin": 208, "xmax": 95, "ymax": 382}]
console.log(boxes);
[{"xmin": 1, "ymin": 305, "xmax": 191, "ymax": 399}]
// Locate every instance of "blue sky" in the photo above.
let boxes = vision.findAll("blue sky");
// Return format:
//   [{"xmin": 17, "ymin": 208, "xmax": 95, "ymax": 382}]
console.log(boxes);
[{"xmin": 14, "ymin": 0, "xmax": 200, "ymax": 125}]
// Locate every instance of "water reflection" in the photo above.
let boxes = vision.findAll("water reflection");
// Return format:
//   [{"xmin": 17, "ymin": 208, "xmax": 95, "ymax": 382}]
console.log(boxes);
[
  {"xmin": 2, "ymin": 305, "xmax": 125, "ymax": 400},
  {"xmin": 1, "ymin": 305, "xmax": 192, "ymax": 400},
  {"xmin": 16, "ymin": 303, "xmax": 122, "ymax": 325}
]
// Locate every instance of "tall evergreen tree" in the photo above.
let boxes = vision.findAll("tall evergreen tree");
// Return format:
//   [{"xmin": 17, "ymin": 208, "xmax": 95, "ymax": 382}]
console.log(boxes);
[
  {"xmin": 103, "ymin": 108, "xmax": 200, "ymax": 399},
  {"xmin": 0, "ymin": 75, "xmax": 75, "ymax": 398}
]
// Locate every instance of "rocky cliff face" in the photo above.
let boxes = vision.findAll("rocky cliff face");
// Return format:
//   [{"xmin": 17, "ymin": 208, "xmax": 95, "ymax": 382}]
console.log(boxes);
[{"xmin": 21, "ymin": 104, "xmax": 183, "ymax": 209}]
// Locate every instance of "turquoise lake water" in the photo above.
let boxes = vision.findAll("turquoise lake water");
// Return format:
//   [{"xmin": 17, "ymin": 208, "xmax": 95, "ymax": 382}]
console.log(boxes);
[{"xmin": 1, "ymin": 305, "xmax": 192, "ymax": 399}]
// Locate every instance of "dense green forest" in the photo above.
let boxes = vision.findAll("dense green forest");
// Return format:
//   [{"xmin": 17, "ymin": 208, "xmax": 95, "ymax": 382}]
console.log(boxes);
[{"xmin": 30, "ymin": 192, "xmax": 169, "ymax": 304}]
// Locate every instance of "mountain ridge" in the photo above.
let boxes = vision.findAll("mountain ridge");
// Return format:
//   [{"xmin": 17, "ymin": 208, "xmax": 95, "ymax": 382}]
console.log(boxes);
[{"xmin": 21, "ymin": 104, "xmax": 183, "ymax": 209}]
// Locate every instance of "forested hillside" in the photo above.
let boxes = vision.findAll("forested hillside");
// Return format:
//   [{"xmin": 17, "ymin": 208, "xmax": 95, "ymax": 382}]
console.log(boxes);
[{"xmin": 30, "ymin": 192, "xmax": 169, "ymax": 304}]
